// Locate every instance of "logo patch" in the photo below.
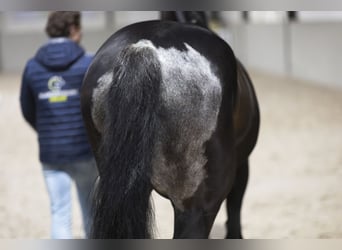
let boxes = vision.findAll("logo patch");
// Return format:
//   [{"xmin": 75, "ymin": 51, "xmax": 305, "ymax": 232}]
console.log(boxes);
[
  {"xmin": 48, "ymin": 76, "xmax": 66, "ymax": 92},
  {"xmin": 38, "ymin": 76, "xmax": 78, "ymax": 103}
]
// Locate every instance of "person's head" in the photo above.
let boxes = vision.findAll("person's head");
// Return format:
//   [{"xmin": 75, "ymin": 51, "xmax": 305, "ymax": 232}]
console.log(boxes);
[{"xmin": 45, "ymin": 11, "xmax": 82, "ymax": 43}]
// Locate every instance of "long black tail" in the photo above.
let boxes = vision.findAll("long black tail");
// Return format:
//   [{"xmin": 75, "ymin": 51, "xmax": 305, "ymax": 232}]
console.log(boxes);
[{"xmin": 91, "ymin": 43, "xmax": 161, "ymax": 238}]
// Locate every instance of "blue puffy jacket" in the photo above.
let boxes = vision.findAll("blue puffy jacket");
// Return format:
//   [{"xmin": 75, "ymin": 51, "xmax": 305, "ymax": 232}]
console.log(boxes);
[{"xmin": 20, "ymin": 38, "xmax": 94, "ymax": 164}]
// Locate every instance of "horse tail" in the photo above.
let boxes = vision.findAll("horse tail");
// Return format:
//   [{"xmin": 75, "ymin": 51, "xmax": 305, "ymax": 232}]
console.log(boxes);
[{"xmin": 91, "ymin": 43, "xmax": 161, "ymax": 238}]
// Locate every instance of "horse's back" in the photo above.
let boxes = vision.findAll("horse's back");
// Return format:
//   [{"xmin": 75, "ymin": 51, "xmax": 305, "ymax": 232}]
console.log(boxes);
[{"xmin": 83, "ymin": 20, "xmax": 236, "ymax": 89}]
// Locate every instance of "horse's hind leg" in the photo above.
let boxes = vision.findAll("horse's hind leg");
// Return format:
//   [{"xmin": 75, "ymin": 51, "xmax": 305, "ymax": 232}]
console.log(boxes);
[
  {"xmin": 173, "ymin": 202, "xmax": 222, "ymax": 239},
  {"xmin": 225, "ymin": 159, "xmax": 249, "ymax": 238}
]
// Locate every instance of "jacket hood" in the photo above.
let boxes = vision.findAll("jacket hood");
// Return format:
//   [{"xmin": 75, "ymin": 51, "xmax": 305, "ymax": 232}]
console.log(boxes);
[{"xmin": 35, "ymin": 38, "xmax": 85, "ymax": 70}]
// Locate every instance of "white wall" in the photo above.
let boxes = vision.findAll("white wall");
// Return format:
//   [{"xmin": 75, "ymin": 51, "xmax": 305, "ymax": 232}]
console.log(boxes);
[
  {"xmin": 0, "ymin": 30, "xmax": 114, "ymax": 73},
  {"xmin": 290, "ymin": 23, "xmax": 342, "ymax": 87},
  {"xmin": 0, "ymin": 11, "xmax": 159, "ymax": 73},
  {"xmin": 227, "ymin": 22, "xmax": 342, "ymax": 88},
  {"xmin": 1, "ymin": 12, "xmax": 342, "ymax": 88},
  {"xmin": 243, "ymin": 23, "xmax": 287, "ymax": 75}
]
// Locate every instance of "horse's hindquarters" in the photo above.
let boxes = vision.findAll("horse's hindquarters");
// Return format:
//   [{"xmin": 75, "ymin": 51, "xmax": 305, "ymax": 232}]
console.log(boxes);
[{"xmin": 81, "ymin": 20, "xmax": 244, "ymax": 238}]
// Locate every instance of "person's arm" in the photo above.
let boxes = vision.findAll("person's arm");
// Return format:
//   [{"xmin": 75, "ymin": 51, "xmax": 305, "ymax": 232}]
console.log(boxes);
[{"xmin": 20, "ymin": 64, "xmax": 36, "ymax": 130}]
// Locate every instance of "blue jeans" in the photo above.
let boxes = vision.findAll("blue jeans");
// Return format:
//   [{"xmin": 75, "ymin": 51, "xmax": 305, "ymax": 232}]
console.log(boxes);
[{"xmin": 42, "ymin": 157, "xmax": 98, "ymax": 239}]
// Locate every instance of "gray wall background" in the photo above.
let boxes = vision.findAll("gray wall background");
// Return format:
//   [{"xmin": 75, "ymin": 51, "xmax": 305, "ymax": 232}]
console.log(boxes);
[
  {"xmin": 1, "ymin": 12, "xmax": 342, "ymax": 88},
  {"xmin": 0, "ymin": 12, "xmax": 159, "ymax": 73},
  {"xmin": 224, "ymin": 18, "xmax": 342, "ymax": 88},
  {"xmin": 229, "ymin": 22, "xmax": 342, "ymax": 88}
]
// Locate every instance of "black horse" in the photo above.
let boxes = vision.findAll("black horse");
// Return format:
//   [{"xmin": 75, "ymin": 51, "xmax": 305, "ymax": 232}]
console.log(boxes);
[{"xmin": 81, "ymin": 13, "xmax": 259, "ymax": 239}]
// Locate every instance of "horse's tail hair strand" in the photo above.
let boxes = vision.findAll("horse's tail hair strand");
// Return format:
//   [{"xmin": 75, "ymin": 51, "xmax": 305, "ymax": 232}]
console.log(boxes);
[{"xmin": 91, "ymin": 43, "xmax": 161, "ymax": 238}]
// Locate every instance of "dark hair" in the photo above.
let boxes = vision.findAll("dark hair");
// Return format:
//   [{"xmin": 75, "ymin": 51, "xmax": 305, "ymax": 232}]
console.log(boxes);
[{"xmin": 45, "ymin": 11, "xmax": 81, "ymax": 38}]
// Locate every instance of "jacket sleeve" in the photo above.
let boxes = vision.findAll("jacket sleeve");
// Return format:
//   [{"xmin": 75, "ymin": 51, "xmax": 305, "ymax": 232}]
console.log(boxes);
[{"xmin": 20, "ymin": 64, "xmax": 37, "ymax": 130}]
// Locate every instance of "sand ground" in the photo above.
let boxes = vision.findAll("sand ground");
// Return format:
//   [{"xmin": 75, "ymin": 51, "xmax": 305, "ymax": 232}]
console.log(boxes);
[{"xmin": 0, "ymin": 71, "xmax": 341, "ymax": 239}]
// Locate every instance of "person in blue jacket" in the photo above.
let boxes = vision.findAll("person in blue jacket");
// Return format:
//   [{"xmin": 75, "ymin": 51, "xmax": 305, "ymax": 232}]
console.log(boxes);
[{"xmin": 20, "ymin": 11, "xmax": 98, "ymax": 239}]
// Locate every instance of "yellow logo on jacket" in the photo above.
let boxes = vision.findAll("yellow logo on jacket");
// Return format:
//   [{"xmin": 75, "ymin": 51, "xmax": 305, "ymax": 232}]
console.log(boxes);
[
  {"xmin": 48, "ymin": 76, "xmax": 67, "ymax": 102},
  {"xmin": 38, "ymin": 76, "xmax": 78, "ymax": 103}
]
